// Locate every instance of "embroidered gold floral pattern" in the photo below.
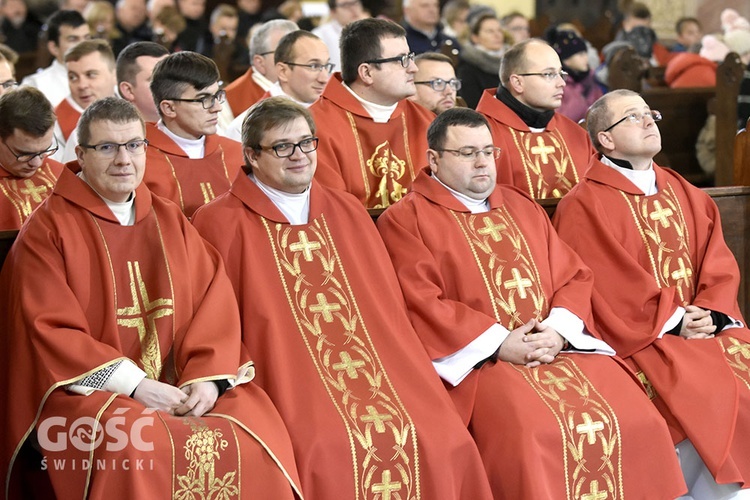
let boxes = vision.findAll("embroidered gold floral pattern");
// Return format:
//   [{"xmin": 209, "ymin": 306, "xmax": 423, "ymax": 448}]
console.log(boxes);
[
  {"xmin": 719, "ymin": 336, "xmax": 750, "ymax": 391},
  {"xmin": 367, "ymin": 141, "xmax": 408, "ymax": 209},
  {"xmin": 262, "ymin": 215, "xmax": 419, "ymax": 499},
  {"xmin": 620, "ymin": 185, "xmax": 694, "ymax": 304},
  {"xmin": 453, "ymin": 208, "xmax": 623, "ymax": 499},
  {"xmin": 175, "ymin": 420, "xmax": 239, "ymax": 499},
  {"xmin": 0, "ymin": 163, "xmax": 57, "ymax": 223},
  {"xmin": 509, "ymin": 129, "xmax": 579, "ymax": 198}
]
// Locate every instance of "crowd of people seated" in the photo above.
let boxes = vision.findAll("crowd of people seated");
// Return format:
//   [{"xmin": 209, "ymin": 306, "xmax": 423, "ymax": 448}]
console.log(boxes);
[{"xmin": 1, "ymin": 0, "xmax": 750, "ymax": 498}]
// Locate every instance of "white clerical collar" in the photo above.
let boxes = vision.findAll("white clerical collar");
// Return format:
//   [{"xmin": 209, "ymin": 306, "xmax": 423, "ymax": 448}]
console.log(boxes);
[
  {"xmin": 249, "ymin": 172, "xmax": 311, "ymax": 225},
  {"xmin": 65, "ymin": 95, "xmax": 86, "ymax": 113},
  {"xmin": 157, "ymin": 120, "xmax": 205, "ymax": 159},
  {"xmin": 601, "ymin": 155, "xmax": 657, "ymax": 195},
  {"xmin": 269, "ymin": 82, "xmax": 312, "ymax": 108},
  {"xmin": 251, "ymin": 68, "xmax": 273, "ymax": 91},
  {"xmin": 78, "ymin": 171, "xmax": 136, "ymax": 225},
  {"xmin": 432, "ymin": 172, "xmax": 490, "ymax": 213},
  {"xmin": 343, "ymin": 83, "xmax": 397, "ymax": 123}
]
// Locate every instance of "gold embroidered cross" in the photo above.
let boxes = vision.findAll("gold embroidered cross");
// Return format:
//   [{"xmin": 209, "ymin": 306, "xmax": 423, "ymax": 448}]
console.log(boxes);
[
  {"xmin": 360, "ymin": 405, "xmax": 393, "ymax": 433},
  {"xmin": 576, "ymin": 412, "xmax": 604, "ymax": 445},
  {"xmin": 309, "ymin": 293, "xmax": 341, "ymax": 322},
  {"xmin": 670, "ymin": 257, "xmax": 693, "ymax": 283},
  {"xmin": 503, "ymin": 268, "xmax": 533, "ymax": 299},
  {"xmin": 541, "ymin": 371, "xmax": 570, "ymax": 390},
  {"xmin": 531, "ymin": 136, "xmax": 555, "ymax": 164},
  {"xmin": 477, "ymin": 216, "xmax": 506, "ymax": 242},
  {"xmin": 649, "ymin": 200, "xmax": 673, "ymax": 228},
  {"xmin": 290, "ymin": 231, "xmax": 321, "ymax": 262},
  {"xmin": 727, "ymin": 338, "xmax": 750, "ymax": 358},
  {"xmin": 581, "ymin": 480, "xmax": 608, "ymax": 500},
  {"xmin": 199, "ymin": 182, "xmax": 215, "ymax": 204},
  {"xmin": 116, "ymin": 261, "xmax": 174, "ymax": 379},
  {"xmin": 332, "ymin": 351, "xmax": 365, "ymax": 378},
  {"xmin": 371, "ymin": 470, "xmax": 402, "ymax": 499},
  {"xmin": 19, "ymin": 180, "xmax": 48, "ymax": 203}
]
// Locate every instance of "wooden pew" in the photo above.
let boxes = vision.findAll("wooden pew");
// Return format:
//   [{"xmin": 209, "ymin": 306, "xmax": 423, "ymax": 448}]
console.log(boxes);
[
  {"xmin": 371, "ymin": 185, "xmax": 750, "ymax": 318},
  {"xmin": 736, "ymin": 118, "xmax": 750, "ymax": 185},
  {"xmin": 714, "ymin": 53, "xmax": 745, "ymax": 187}
]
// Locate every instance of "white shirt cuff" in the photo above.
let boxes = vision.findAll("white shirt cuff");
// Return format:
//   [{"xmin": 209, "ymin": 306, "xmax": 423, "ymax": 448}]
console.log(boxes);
[
  {"xmin": 104, "ymin": 360, "xmax": 147, "ymax": 396},
  {"xmin": 542, "ymin": 307, "xmax": 615, "ymax": 355},
  {"xmin": 659, "ymin": 306, "xmax": 686, "ymax": 338},
  {"xmin": 433, "ymin": 323, "xmax": 508, "ymax": 387},
  {"xmin": 722, "ymin": 315, "xmax": 744, "ymax": 330}
]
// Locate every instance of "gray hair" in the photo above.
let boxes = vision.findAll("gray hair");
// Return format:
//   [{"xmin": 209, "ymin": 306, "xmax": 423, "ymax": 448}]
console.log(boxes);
[{"xmin": 249, "ymin": 19, "xmax": 298, "ymax": 57}]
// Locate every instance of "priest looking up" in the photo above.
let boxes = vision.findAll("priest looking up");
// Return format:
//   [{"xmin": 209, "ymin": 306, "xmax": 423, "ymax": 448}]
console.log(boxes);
[
  {"xmin": 0, "ymin": 97, "xmax": 302, "ymax": 499},
  {"xmin": 0, "ymin": 87, "xmax": 63, "ymax": 230},
  {"xmin": 476, "ymin": 38, "xmax": 596, "ymax": 199},
  {"xmin": 223, "ymin": 29, "xmax": 332, "ymax": 142},
  {"xmin": 145, "ymin": 51, "xmax": 243, "ymax": 218},
  {"xmin": 192, "ymin": 97, "xmax": 494, "ymax": 500},
  {"xmin": 376, "ymin": 107, "xmax": 687, "ymax": 499},
  {"xmin": 554, "ymin": 89, "xmax": 750, "ymax": 499},
  {"xmin": 309, "ymin": 17, "xmax": 435, "ymax": 209}
]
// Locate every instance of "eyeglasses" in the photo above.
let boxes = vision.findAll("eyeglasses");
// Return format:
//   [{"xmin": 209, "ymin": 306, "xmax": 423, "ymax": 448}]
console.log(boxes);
[
  {"xmin": 603, "ymin": 110, "xmax": 662, "ymax": 132},
  {"xmin": 283, "ymin": 61, "xmax": 335, "ymax": 73},
  {"xmin": 257, "ymin": 137, "xmax": 319, "ymax": 158},
  {"xmin": 0, "ymin": 80, "xmax": 18, "ymax": 90},
  {"xmin": 3, "ymin": 140, "xmax": 58, "ymax": 163},
  {"xmin": 257, "ymin": 50, "xmax": 275, "ymax": 57},
  {"xmin": 436, "ymin": 146, "xmax": 501, "ymax": 161},
  {"xmin": 168, "ymin": 89, "xmax": 226, "ymax": 109},
  {"xmin": 414, "ymin": 78, "xmax": 462, "ymax": 92},
  {"xmin": 364, "ymin": 52, "xmax": 415, "ymax": 68},
  {"xmin": 80, "ymin": 139, "xmax": 149, "ymax": 157},
  {"xmin": 517, "ymin": 70, "xmax": 569, "ymax": 82}
]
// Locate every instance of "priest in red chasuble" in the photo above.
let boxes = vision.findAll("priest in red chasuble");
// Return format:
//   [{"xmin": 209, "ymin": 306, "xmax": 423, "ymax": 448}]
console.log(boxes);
[
  {"xmin": 554, "ymin": 89, "xmax": 750, "ymax": 498},
  {"xmin": 0, "ymin": 98, "xmax": 302, "ymax": 499},
  {"xmin": 145, "ymin": 52, "xmax": 243, "ymax": 218},
  {"xmin": 377, "ymin": 108, "xmax": 687, "ymax": 499},
  {"xmin": 309, "ymin": 18, "xmax": 435, "ymax": 209},
  {"xmin": 476, "ymin": 39, "xmax": 595, "ymax": 199},
  {"xmin": 193, "ymin": 97, "xmax": 493, "ymax": 500},
  {"xmin": 0, "ymin": 88, "xmax": 63, "ymax": 230}
]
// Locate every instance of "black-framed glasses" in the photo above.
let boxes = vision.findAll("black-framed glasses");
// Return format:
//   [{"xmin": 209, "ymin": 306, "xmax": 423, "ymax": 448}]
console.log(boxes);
[
  {"xmin": 517, "ymin": 70, "xmax": 568, "ymax": 82},
  {"xmin": 257, "ymin": 50, "xmax": 275, "ymax": 56},
  {"xmin": 257, "ymin": 137, "xmax": 319, "ymax": 158},
  {"xmin": 3, "ymin": 139, "xmax": 58, "ymax": 163},
  {"xmin": 168, "ymin": 89, "xmax": 226, "ymax": 109},
  {"xmin": 436, "ymin": 146, "xmax": 501, "ymax": 161},
  {"xmin": 80, "ymin": 139, "xmax": 149, "ymax": 157},
  {"xmin": 603, "ymin": 110, "xmax": 662, "ymax": 133},
  {"xmin": 414, "ymin": 78, "xmax": 462, "ymax": 92},
  {"xmin": 364, "ymin": 52, "xmax": 415, "ymax": 68},
  {"xmin": 283, "ymin": 61, "xmax": 335, "ymax": 73},
  {"xmin": 0, "ymin": 79, "xmax": 18, "ymax": 90}
]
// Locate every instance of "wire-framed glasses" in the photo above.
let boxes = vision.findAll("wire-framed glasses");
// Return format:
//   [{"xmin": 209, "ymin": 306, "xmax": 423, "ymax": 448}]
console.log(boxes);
[
  {"xmin": 414, "ymin": 78, "xmax": 462, "ymax": 91},
  {"xmin": 436, "ymin": 146, "xmax": 502, "ymax": 161},
  {"xmin": 603, "ymin": 110, "xmax": 662, "ymax": 132},
  {"xmin": 80, "ymin": 139, "xmax": 149, "ymax": 157},
  {"xmin": 516, "ymin": 70, "xmax": 569, "ymax": 81}
]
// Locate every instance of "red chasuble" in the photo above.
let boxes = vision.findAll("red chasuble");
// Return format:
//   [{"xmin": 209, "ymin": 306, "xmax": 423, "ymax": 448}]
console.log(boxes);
[
  {"xmin": 0, "ymin": 159, "xmax": 63, "ymax": 230},
  {"xmin": 309, "ymin": 73, "xmax": 435, "ymax": 209},
  {"xmin": 554, "ymin": 156, "xmax": 750, "ymax": 487},
  {"xmin": 377, "ymin": 169, "xmax": 686, "ymax": 499},
  {"xmin": 193, "ymin": 171, "xmax": 493, "ymax": 500},
  {"xmin": 143, "ymin": 122, "xmax": 243, "ymax": 218},
  {"xmin": 0, "ymin": 167, "xmax": 302, "ymax": 499},
  {"xmin": 476, "ymin": 89, "xmax": 595, "ymax": 199},
  {"xmin": 224, "ymin": 67, "xmax": 266, "ymax": 117},
  {"xmin": 54, "ymin": 98, "xmax": 82, "ymax": 143}
]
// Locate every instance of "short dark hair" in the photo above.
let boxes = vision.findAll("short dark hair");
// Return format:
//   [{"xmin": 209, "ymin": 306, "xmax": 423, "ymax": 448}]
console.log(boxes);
[
  {"xmin": 675, "ymin": 16, "xmax": 700, "ymax": 35},
  {"xmin": 427, "ymin": 107, "xmax": 490, "ymax": 150},
  {"xmin": 274, "ymin": 30, "xmax": 319, "ymax": 65},
  {"xmin": 46, "ymin": 10, "xmax": 87, "ymax": 46},
  {"xmin": 0, "ymin": 43, "xmax": 18, "ymax": 66},
  {"xmin": 150, "ymin": 52, "xmax": 220, "ymax": 116},
  {"xmin": 586, "ymin": 89, "xmax": 639, "ymax": 152},
  {"xmin": 499, "ymin": 38, "xmax": 539, "ymax": 85},
  {"xmin": 78, "ymin": 97, "xmax": 145, "ymax": 147},
  {"xmin": 64, "ymin": 38, "xmax": 115, "ymax": 69},
  {"xmin": 340, "ymin": 18, "xmax": 406, "ymax": 85},
  {"xmin": 242, "ymin": 96, "xmax": 316, "ymax": 157},
  {"xmin": 116, "ymin": 41, "xmax": 169, "ymax": 85},
  {"xmin": 626, "ymin": 2, "xmax": 651, "ymax": 20},
  {"xmin": 414, "ymin": 52, "xmax": 454, "ymax": 65},
  {"xmin": 0, "ymin": 87, "xmax": 56, "ymax": 140}
]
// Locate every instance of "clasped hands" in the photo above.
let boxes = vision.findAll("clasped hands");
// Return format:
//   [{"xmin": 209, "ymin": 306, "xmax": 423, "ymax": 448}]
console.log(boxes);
[
  {"xmin": 679, "ymin": 305, "xmax": 716, "ymax": 339},
  {"xmin": 498, "ymin": 318, "xmax": 566, "ymax": 367},
  {"xmin": 132, "ymin": 379, "xmax": 219, "ymax": 417}
]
